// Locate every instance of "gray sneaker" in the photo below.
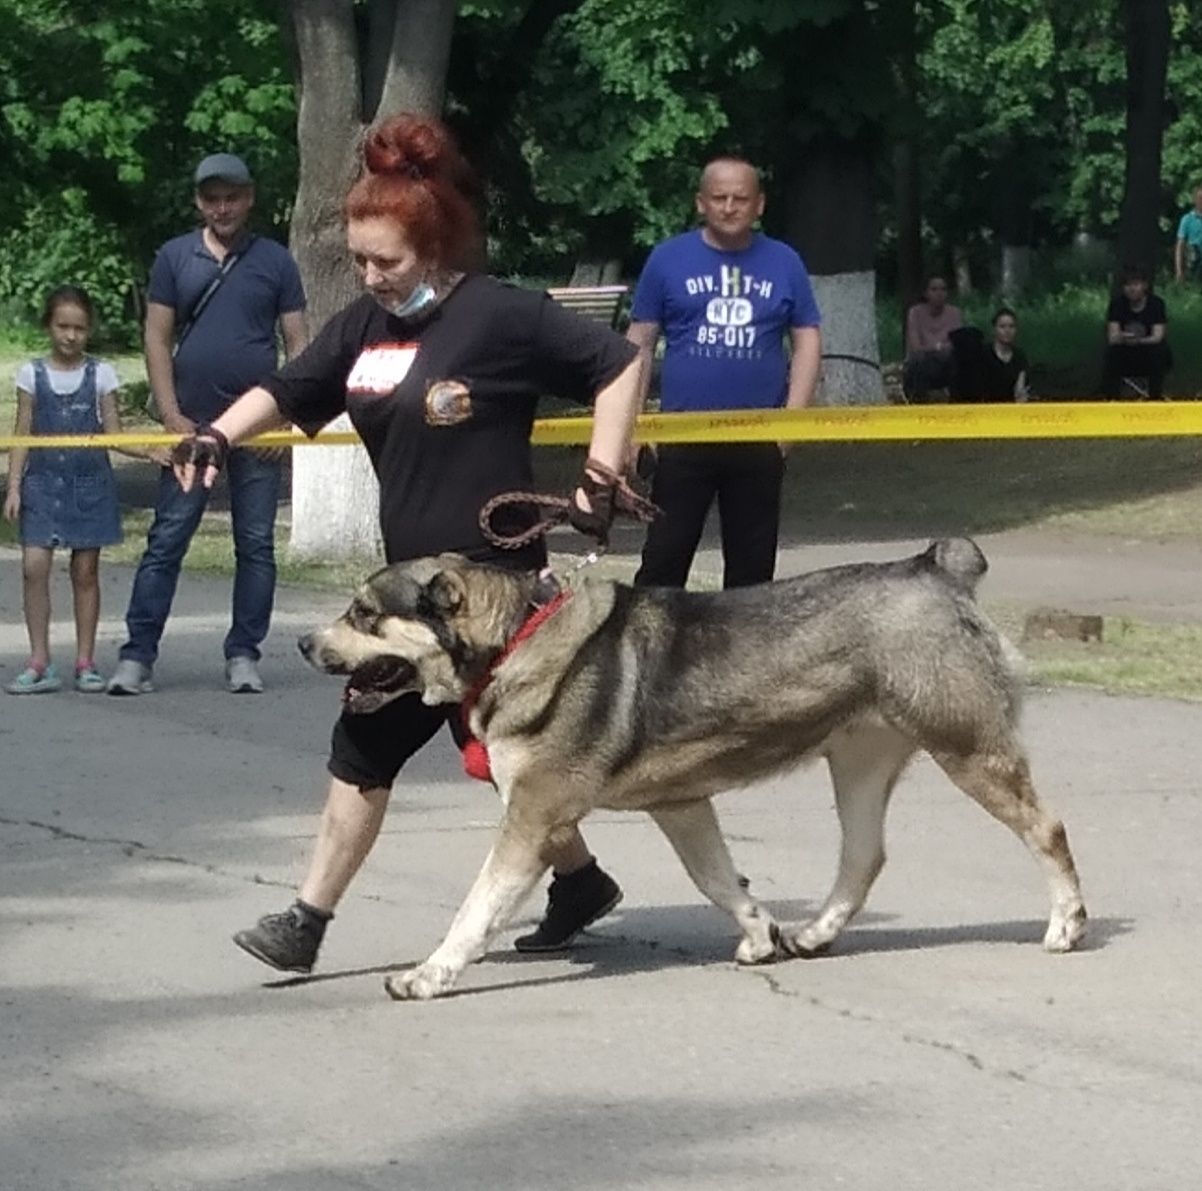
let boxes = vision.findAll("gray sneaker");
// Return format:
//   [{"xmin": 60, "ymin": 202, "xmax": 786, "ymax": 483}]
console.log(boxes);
[
  {"xmin": 226, "ymin": 656, "xmax": 264, "ymax": 693},
  {"xmin": 106, "ymin": 659, "xmax": 154, "ymax": 695}
]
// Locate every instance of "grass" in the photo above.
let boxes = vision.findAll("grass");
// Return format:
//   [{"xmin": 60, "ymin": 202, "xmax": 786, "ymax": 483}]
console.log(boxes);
[
  {"xmin": 774, "ymin": 436, "xmax": 1202, "ymax": 544},
  {"xmin": 992, "ymin": 607, "xmax": 1202, "ymax": 703}
]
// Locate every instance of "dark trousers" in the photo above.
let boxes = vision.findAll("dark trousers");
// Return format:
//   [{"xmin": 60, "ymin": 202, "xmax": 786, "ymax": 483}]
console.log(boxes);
[
  {"xmin": 634, "ymin": 442, "xmax": 785, "ymax": 590},
  {"xmin": 1101, "ymin": 342, "xmax": 1171, "ymax": 399},
  {"xmin": 120, "ymin": 451, "xmax": 281, "ymax": 664},
  {"xmin": 902, "ymin": 351, "xmax": 955, "ymax": 403}
]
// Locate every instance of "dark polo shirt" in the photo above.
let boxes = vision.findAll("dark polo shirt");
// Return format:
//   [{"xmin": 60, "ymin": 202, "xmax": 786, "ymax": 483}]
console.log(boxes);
[{"xmin": 147, "ymin": 230, "xmax": 306, "ymax": 422}]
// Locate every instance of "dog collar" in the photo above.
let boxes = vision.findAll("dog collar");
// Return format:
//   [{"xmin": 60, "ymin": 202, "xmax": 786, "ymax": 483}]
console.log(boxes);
[{"xmin": 459, "ymin": 587, "xmax": 573, "ymax": 783}]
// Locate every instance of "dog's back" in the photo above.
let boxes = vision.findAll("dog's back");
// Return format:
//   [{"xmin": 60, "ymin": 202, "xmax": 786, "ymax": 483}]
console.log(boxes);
[{"xmin": 541, "ymin": 538, "xmax": 1022, "ymax": 800}]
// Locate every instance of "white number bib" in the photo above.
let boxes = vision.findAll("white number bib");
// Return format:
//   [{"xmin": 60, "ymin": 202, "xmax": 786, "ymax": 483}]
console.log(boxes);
[{"xmin": 347, "ymin": 342, "xmax": 419, "ymax": 396}]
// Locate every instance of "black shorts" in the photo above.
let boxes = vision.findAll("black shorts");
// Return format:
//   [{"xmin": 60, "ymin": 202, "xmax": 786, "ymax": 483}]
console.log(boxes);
[
  {"xmin": 325, "ymin": 542, "xmax": 543, "ymax": 790},
  {"xmin": 329, "ymin": 693, "xmax": 471, "ymax": 790}
]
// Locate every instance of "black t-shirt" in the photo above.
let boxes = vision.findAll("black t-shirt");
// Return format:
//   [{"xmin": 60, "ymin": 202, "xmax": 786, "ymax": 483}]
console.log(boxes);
[
  {"xmin": 980, "ymin": 344, "xmax": 1029, "ymax": 400},
  {"xmin": 264, "ymin": 275, "xmax": 638, "ymax": 563},
  {"xmin": 1106, "ymin": 292, "xmax": 1167, "ymax": 340}
]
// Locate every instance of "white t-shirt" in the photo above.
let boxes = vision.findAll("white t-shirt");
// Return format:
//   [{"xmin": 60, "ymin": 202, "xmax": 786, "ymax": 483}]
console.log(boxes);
[{"xmin": 16, "ymin": 359, "xmax": 121, "ymax": 400}]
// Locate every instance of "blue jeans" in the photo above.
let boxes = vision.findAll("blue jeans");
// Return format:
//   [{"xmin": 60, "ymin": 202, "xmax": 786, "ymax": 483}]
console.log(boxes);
[{"xmin": 119, "ymin": 450, "xmax": 281, "ymax": 665}]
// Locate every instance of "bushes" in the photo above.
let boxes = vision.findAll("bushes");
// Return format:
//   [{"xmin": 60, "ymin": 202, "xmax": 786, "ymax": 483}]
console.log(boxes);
[{"xmin": 0, "ymin": 190, "xmax": 140, "ymax": 349}]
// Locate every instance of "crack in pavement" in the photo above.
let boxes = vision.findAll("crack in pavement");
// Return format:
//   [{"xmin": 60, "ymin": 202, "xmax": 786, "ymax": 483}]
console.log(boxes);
[
  {"xmin": 737, "ymin": 965, "xmax": 1184, "ymax": 1107},
  {"xmin": 0, "ymin": 813, "xmax": 477, "ymax": 913},
  {"xmin": 743, "ymin": 966, "xmax": 1033, "ymax": 1081},
  {"xmin": 0, "ymin": 812, "xmax": 297, "ymax": 892}
]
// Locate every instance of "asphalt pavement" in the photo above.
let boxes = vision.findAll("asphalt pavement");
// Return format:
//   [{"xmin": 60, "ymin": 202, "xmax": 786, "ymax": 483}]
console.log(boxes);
[{"xmin": 1, "ymin": 537, "xmax": 1200, "ymax": 1190}]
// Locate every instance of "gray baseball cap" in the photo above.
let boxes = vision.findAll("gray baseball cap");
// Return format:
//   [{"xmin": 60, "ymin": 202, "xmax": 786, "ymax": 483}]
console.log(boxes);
[{"xmin": 195, "ymin": 153, "xmax": 252, "ymax": 187}]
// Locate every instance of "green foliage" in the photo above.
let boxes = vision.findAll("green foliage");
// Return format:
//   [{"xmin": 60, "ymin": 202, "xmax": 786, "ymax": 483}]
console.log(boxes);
[
  {"xmin": 0, "ymin": 0, "xmax": 296, "ymax": 280},
  {"xmin": 460, "ymin": 0, "xmax": 893, "ymax": 274},
  {"xmin": 0, "ymin": 189, "xmax": 137, "ymax": 345},
  {"xmin": 911, "ymin": 0, "xmax": 1201, "ymax": 277},
  {"xmin": 1, "ymin": 0, "xmax": 1201, "ymax": 321}
]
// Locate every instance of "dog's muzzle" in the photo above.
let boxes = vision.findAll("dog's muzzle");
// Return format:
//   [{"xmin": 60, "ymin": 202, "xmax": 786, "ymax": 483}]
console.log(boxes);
[{"xmin": 297, "ymin": 632, "xmax": 418, "ymax": 712}]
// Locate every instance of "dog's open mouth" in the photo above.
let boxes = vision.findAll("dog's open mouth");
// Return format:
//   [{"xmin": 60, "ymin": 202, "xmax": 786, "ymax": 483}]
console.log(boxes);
[{"xmin": 342, "ymin": 655, "xmax": 418, "ymax": 715}]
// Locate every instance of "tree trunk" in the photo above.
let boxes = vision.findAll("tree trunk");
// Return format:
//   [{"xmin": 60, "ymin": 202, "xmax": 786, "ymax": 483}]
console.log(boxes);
[
  {"xmin": 894, "ymin": 138, "xmax": 922, "ymax": 313},
  {"xmin": 891, "ymin": 0, "xmax": 923, "ymax": 333},
  {"xmin": 1116, "ymin": 0, "xmax": 1170, "ymax": 274},
  {"xmin": 952, "ymin": 244, "xmax": 973, "ymax": 294},
  {"xmin": 783, "ymin": 138, "xmax": 884, "ymax": 406},
  {"xmin": 285, "ymin": 0, "xmax": 459, "ymax": 561},
  {"xmin": 1000, "ymin": 244, "xmax": 1032, "ymax": 297},
  {"xmin": 994, "ymin": 137, "xmax": 1034, "ymax": 299}
]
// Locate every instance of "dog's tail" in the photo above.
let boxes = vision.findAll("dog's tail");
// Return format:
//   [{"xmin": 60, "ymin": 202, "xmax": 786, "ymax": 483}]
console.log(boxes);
[{"xmin": 921, "ymin": 537, "xmax": 988, "ymax": 594}]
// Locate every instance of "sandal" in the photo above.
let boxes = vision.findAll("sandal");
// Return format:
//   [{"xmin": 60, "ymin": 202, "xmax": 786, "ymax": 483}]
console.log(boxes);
[
  {"xmin": 74, "ymin": 663, "xmax": 107, "ymax": 694},
  {"xmin": 6, "ymin": 662, "xmax": 63, "ymax": 695}
]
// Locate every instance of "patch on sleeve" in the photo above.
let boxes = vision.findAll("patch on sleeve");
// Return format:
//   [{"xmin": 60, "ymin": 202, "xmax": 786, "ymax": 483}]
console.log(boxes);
[
  {"xmin": 347, "ymin": 342, "xmax": 419, "ymax": 396},
  {"xmin": 424, "ymin": 379, "xmax": 473, "ymax": 426}
]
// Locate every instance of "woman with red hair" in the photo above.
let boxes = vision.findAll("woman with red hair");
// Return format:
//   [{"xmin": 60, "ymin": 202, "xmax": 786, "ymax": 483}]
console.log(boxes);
[{"xmin": 173, "ymin": 114, "xmax": 643, "ymax": 976}]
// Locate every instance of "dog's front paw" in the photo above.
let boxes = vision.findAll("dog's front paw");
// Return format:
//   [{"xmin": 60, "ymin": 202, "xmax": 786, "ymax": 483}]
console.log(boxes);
[
  {"xmin": 734, "ymin": 922, "xmax": 780, "ymax": 965},
  {"xmin": 1043, "ymin": 905, "xmax": 1087, "ymax": 953},
  {"xmin": 384, "ymin": 963, "xmax": 457, "ymax": 1001}
]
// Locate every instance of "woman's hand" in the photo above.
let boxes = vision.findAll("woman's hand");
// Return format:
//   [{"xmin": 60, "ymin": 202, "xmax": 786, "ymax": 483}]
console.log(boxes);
[
  {"xmin": 3, "ymin": 488, "xmax": 19, "ymax": 522},
  {"xmin": 568, "ymin": 457, "xmax": 661, "ymax": 546},
  {"xmin": 172, "ymin": 425, "xmax": 230, "ymax": 492}
]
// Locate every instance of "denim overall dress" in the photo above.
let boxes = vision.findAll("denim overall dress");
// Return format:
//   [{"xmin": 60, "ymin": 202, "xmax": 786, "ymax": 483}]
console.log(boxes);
[{"xmin": 20, "ymin": 358, "xmax": 122, "ymax": 548}]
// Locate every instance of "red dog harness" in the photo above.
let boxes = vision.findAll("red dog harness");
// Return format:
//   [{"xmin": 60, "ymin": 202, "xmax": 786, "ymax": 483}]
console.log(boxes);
[{"xmin": 458, "ymin": 589, "xmax": 573, "ymax": 783}]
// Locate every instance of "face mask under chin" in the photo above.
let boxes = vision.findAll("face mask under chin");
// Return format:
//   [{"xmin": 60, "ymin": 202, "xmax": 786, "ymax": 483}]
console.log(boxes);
[{"xmin": 376, "ymin": 282, "xmax": 437, "ymax": 321}]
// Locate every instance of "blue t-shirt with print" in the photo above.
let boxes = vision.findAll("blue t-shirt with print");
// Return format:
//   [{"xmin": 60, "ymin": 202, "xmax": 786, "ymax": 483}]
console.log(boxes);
[{"xmin": 630, "ymin": 229, "xmax": 821, "ymax": 412}]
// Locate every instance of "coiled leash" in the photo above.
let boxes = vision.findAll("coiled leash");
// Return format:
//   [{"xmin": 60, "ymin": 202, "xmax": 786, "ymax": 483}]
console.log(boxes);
[{"xmin": 478, "ymin": 456, "xmax": 661, "ymax": 553}]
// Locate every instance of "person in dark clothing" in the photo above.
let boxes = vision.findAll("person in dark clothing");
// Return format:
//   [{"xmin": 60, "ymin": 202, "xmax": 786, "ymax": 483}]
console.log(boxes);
[
  {"xmin": 109, "ymin": 153, "xmax": 308, "ymax": 697},
  {"xmin": 1101, "ymin": 266, "xmax": 1171, "ymax": 399},
  {"xmin": 979, "ymin": 307, "xmax": 1030, "ymax": 401},
  {"xmin": 171, "ymin": 114, "xmax": 645, "ymax": 975}
]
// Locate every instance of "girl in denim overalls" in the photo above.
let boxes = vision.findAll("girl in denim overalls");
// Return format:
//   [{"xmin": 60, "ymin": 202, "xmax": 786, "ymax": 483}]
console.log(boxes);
[{"xmin": 4, "ymin": 286, "xmax": 124, "ymax": 693}]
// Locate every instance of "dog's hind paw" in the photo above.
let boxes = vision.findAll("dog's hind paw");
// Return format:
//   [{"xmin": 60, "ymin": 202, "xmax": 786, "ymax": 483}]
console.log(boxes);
[
  {"xmin": 777, "ymin": 924, "xmax": 835, "ymax": 959},
  {"xmin": 1043, "ymin": 905, "xmax": 1087, "ymax": 953},
  {"xmin": 384, "ymin": 963, "xmax": 457, "ymax": 1001}
]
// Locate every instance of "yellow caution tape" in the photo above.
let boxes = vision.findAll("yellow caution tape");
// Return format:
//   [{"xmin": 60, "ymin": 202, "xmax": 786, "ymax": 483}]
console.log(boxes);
[{"xmin": 2, "ymin": 402, "xmax": 1201, "ymax": 451}]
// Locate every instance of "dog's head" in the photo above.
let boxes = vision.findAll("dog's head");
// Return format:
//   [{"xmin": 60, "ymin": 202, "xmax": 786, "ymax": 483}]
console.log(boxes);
[{"xmin": 298, "ymin": 554, "xmax": 537, "ymax": 714}]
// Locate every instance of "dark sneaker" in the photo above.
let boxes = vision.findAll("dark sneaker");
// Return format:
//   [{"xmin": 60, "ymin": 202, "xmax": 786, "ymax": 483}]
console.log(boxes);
[
  {"xmin": 233, "ymin": 901, "xmax": 331, "ymax": 973},
  {"xmin": 514, "ymin": 860, "xmax": 622, "ymax": 952}
]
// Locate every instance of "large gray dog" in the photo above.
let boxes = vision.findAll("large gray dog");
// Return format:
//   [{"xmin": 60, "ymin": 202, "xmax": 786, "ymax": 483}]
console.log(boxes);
[{"xmin": 299, "ymin": 539, "xmax": 1086, "ymax": 1000}]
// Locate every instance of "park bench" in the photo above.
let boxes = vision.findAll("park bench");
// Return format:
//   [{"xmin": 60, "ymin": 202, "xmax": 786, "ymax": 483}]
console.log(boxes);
[{"xmin": 546, "ymin": 284, "xmax": 629, "ymax": 329}]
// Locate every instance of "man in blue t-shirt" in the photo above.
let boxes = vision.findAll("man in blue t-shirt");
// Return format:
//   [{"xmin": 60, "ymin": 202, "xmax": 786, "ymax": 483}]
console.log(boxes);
[
  {"xmin": 627, "ymin": 155, "xmax": 822, "ymax": 589},
  {"xmin": 109, "ymin": 153, "xmax": 308, "ymax": 697},
  {"xmin": 1174, "ymin": 184, "xmax": 1202, "ymax": 285}
]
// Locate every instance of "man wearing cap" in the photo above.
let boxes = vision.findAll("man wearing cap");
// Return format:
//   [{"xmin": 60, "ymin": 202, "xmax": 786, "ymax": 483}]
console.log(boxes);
[{"xmin": 108, "ymin": 154, "xmax": 307, "ymax": 696}]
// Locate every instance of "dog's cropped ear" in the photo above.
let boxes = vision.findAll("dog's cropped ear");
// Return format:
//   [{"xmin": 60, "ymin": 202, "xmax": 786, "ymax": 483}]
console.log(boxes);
[{"xmin": 424, "ymin": 569, "xmax": 468, "ymax": 617}]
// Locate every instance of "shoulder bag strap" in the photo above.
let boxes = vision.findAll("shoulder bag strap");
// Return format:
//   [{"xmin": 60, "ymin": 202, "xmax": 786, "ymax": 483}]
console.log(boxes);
[{"xmin": 172, "ymin": 236, "xmax": 255, "ymax": 358}]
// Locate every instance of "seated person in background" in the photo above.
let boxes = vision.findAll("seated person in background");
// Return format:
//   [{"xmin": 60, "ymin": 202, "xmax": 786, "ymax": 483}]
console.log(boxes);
[
  {"xmin": 903, "ymin": 273, "xmax": 963, "ymax": 401},
  {"xmin": 979, "ymin": 307, "xmax": 1030, "ymax": 401},
  {"xmin": 1101, "ymin": 265, "xmax": 1171, "ymax": 400}
]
